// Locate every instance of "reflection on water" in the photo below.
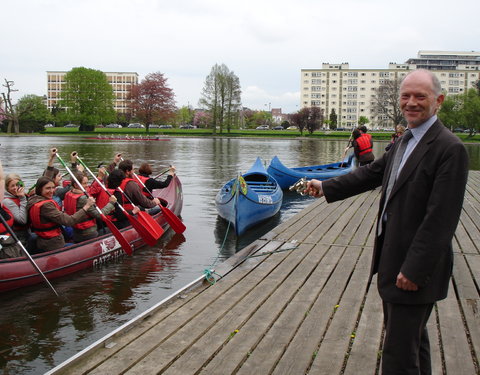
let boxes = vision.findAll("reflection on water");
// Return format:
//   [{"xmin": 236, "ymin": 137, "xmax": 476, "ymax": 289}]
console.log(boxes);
[{"xmin": 0, "ymin": 135, "xmax": 478, "ymax": 374}]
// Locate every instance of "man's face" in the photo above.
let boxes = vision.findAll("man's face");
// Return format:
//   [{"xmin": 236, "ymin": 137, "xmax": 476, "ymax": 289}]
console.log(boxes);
[{"xmin": 400, "ymin": 72, "xmax": 444, "ymax": 128}]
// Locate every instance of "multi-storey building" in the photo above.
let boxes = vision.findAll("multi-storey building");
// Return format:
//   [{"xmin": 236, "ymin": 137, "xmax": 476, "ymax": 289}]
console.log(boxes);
[
  {"xmin": 46, "ymin": 71, "xmax": 139, "ymax": 114},
  {"xmin": 301, "ymin": 51, "xmax": 480, "ymax": 128}
]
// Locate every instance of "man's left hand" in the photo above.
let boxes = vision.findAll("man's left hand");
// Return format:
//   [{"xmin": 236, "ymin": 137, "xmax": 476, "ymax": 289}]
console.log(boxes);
[{"xmin": 396, "ymin": 272, "xmax": 418, "ymax": 291}]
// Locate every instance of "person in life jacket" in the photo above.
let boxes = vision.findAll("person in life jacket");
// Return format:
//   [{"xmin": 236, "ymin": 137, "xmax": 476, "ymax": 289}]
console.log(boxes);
[
  {"xmin": 112, "ymin": 158, "xmax": 160, "ymax": 214},
  {"xmin": 352, "ymin": 128, "xmax": 375, "ymax": 166},
  {"xmin": 42, "ymin": 148, "xmax": 82, "ymax": 208},
  {"xmin": 27, "ymin": 177, "xmax": 95, "ymax": 253},
  {"xmin": 136, "ymin": 163, "xmax": 175, "ymax": 198},
  {"xmin": 107, "ymin": 169, "xmax": 140, "ymax": 229},
  {"xmin": 0, "ymin": 163, "xmax": 24, "ymax": 259},
  {"xmin": 2, "ymin": 173, "xmax": 29, "ymax": 246},
  {"xmin": 63, "ymin": 170, "xmax": 117, "ymax": 243}
]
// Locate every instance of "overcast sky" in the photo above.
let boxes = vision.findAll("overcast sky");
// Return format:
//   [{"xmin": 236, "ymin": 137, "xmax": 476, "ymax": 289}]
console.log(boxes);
[{"xmin": 1, "ymin": 0, "xmax": 479, "ymax": 113}]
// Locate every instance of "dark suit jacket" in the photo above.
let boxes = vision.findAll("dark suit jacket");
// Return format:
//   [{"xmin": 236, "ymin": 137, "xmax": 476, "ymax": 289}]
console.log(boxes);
[{"xmin": 323, "ymin": 119, "xmax": 469, "ymax": 304}]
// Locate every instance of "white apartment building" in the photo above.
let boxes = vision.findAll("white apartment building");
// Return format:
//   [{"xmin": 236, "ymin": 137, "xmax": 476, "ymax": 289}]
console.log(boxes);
[
  {"xmin": 46, "ymin": 71, "xmax": 139, "ymax": 114},
  {"xmin": 301, "ymin": 51, "xmax": 480, "ymax": 128}
]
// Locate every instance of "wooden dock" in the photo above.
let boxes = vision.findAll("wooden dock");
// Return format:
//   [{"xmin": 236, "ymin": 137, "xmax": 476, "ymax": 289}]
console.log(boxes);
[{"xmin": 48, "ymin": 171, "xmax": 480, "ymax": 375}]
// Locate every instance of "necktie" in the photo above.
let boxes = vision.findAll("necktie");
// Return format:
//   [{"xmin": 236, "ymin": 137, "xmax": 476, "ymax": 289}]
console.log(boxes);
[{"xmin": 377, "ymin": 130, "xmax": 413, "ymax": 236}]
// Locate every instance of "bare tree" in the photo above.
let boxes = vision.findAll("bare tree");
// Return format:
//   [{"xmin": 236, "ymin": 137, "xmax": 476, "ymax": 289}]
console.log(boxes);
[
  {"xmin": 370, "ymin": 78, "xmax": 403, "ymax": 127},
  {"xmin": 1, "ymin": 79, "xmax": 20, "ymax": 134},
  {"xmin": 199, "ymin": 64, "xmax": 241, "ymax": 134}
]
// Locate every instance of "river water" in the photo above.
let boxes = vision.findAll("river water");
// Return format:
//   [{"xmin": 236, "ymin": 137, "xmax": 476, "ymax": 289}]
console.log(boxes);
[{"xmin": 0, "ymin": 135, "xmax": 479, "ymax": 374}]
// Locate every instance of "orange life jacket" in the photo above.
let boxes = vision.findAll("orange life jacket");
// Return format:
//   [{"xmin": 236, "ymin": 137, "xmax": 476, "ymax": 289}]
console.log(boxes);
[
  {"xmin": 0, "ymin": 206, "xmax": 15, "ymax": 236},
  {"xmin": 134, "ymin": 175, "xmax": 151, "ymax": 197},
  {"xmin": 63, "ymin": 191, "xmax": 96, "ymax": 230},
  {"xmin": 356, "ymin": 133, "xmax": 373, "ymax": 155},
  {"xmin": 118, "ymin": 178, "xmax": 135, "ymax": 211},
  {"xmin": 29, "ymin": 199, "xmax": 62, "ymax": 239},
  {"xmin": 3, "ymin": 196, "xmax": 28, "ymax": 232}
]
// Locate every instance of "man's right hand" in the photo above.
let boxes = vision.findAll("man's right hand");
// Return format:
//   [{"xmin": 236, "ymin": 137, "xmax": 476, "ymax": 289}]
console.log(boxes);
[{"xmin": 305, "ymin": 179, "xmax": 324, "ymax": 198}]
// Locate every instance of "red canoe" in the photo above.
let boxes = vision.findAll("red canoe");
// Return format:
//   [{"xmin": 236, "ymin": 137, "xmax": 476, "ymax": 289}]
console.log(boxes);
[{"xmin": 0, "ymin": 176, "xmax": 183, "ymax": 293}]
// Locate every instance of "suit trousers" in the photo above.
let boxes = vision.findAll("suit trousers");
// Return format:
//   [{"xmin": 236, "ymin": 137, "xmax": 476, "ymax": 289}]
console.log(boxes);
[{"xmin": 382, "ymin": 301, "xmax": 434, "ymax": 375}]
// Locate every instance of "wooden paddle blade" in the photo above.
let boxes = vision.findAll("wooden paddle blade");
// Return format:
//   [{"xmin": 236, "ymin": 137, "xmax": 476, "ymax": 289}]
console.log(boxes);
[
  {"xmin": 101, "ymin": 214, "xmax": 133, "ymax": 256},
  {"xmin": 137, "ymin": 211, "xmax": 164, "ymax": 238},
  {"xmin": 125, "ymin": 213, "xmax": 159, "ymax": 247},
  {"xmin": 160, "ymin": 205, "xmax": 186, "ymax": 234}
]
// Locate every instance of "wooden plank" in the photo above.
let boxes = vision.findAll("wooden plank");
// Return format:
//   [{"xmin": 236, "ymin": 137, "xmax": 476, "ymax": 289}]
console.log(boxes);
[
  {"xmin": 271, "ymin": 245, "xmax": 362, "ymax": 375},
  {"xmin": 453, "ymin": 253, "xmax": 480, "ymax": 369},
  {"xmin": 169, "ymin": 241, "xmax": 327, "ymax": 374},
  {"xmin": 308, "ymin": 245, "xmax": 372, "ymax": 373},
  {"xmin": 343, "ymin": 275, "xmax": 383, "ymax": 375},
  {"xmin": 203, "ymin": 242, "xmax": 346, "ymax": 375},
  {"xmin": 437, "ymin": 280, "xmax": 477, "ymax": 374}
]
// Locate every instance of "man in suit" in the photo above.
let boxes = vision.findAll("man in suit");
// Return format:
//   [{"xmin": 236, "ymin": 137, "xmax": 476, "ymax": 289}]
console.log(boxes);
[{"xmin": 305, "ymin": 69, "xmax": 469, "ymax": 374}]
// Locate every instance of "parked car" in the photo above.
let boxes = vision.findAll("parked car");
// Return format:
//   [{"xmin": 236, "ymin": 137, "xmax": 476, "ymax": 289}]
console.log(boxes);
[
  {"xmin": 255, "ymin": 125, "xmax": 269, "ymax": 130},
  {"xmin": 64, "ymin": 123, "xmax": 78, "ymax": 128},
  {"xmin": 453, "ymin": 128, "xmax": 465, "ymax": 133},
  {"xmin": 106, "ymin": 123, "xmax": 122, "ymax": 128},
  {"xmin": 159, "ymin": 125, "xmax": 173, "ymax": 129},
  {"xmin": 148, "ymin": 124, "xmax": 160, "ymax": 128},
  {"xmin": 128, "ymin": 123, "xmax": 145, "ymax": 128},
  {"xmin": 179, "ymin": 124, "xmax": 195, "ymax": 129},
  {"xmin": 44, "ymin": 123, "xmax": 54, "ymax": 128},
  {"xmin": 273, "ymin": 125, "xmax": 284, "ymax": 130},
  {"xmin": 286, "ymin": 126, "xmax": 297, "ymax": 130}
]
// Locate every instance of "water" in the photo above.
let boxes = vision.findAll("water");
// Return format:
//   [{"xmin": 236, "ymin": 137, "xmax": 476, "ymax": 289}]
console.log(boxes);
[{"xmin": 0, "ymin": 135, "xmax": 478, "ymax": 374}]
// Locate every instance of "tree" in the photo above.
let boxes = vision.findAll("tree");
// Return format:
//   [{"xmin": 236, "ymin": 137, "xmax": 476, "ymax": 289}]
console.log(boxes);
[
  {"xmin": 193, "ymin": 110, "xmax": 211, "ymax": 128},
  {"xmin": 462, "ymin": 89, "xmax": 480, "ymax": 135},
  {"xmin": 176, "ymin": 106, "xmax": 193, "ymax": 126},
  {"xmin": 1, "ymin": 79, "xmax": 20, "ymax": 134},
  {"xmin": 438, "ymin": 88, "xmax": 480, "ymax": 136},
  {"xmin": 59, "ymin": 67, "xmax": 116, "ymax": 130},
  {"xmin": 17, "ymin": 94, "xmax": 52, "ymax": 132},
  {"xmin": 329, "ymin": 108, "xmax": 337, "ymax": 130},
  {"xmin": 305, "ymin": 106, "xmax": 324, "ymax": 134},
  {"xmin": 358, "ymin": 116, "xmax": 369, "ymax": 126},
  {"xmin": 370, "ymin": 78, "xmax": 403, "ymax": 127},
  {"xmin": 199, "ymin": 64, "xmax": 242, "ymax": 134},
  {"xmin": 290, "ymin": 107, "xmax": 322, "ymax": 135},
  {"xmin": 129, "ymin": 72, "xmax": 176, "ymax": 131}
]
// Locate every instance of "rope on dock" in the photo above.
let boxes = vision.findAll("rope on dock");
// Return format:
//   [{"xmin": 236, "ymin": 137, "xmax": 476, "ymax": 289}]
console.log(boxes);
[{"xmin": 204, "ymin": 176, "xmax": 241, "ymax": 285}]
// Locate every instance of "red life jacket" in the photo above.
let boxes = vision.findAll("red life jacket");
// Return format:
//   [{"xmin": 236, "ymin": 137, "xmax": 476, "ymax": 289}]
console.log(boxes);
[
  {"xmin": 3, "ymin": 196, "xmax": 28, "ymax": 232},
  {"xmin": 0, "ymin": 206, "xmax": 15, "ymax": 236},
  {"xmin": 134, "ymin": 175, "xmax": 151, "ymax": 197},
  {"xmin": 29, "ymin": 199, "xmax": 63, "ymax": 239},
  {"xmin": 356, "ymin": 133, "xmax": 373, "ymax": 155},
  {"xmin": 63, "ymin": 191, "xmax": 96, "ymax": 230},
  {"xmin": 118, "ymin": 178, "xmax": 135, "ymax": 211},
  {"xmin": 95, "ymin": 188, "xmax": 116, "ymax": 210}
]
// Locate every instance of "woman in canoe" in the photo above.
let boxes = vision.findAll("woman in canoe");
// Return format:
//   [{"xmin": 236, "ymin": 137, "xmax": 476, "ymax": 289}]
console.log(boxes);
[
  {"xmin": 106, "ymin": 169, "xmax": 140, "ymax": 229},
  {"xmin": 27, "ymin": 176, "xmax": 95, "ymax": 253},
  {"xmin": 2, "ymin": 173, "xmax": 29, "ymax": 246},
  {"xmin": 63, "ymin": 170, "xmax": 117, "ymax": 243},
  {"xmin": 136, "ymin": 163, "xmax": 176, "ymax": 194}
]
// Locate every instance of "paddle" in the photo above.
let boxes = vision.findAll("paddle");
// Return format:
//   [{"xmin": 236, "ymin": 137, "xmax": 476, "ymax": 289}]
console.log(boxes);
[
  {"xmin": 122, "ymin": 159, "xmax": 185, "ymax": 234},
  {"xmin": 152, "ymin": 167, "xmax": 171, "ymax": 180},
  {"xmin": 340, "ymin": 132, "xmax": 353, "ymax": 167},
  {"xmin": 0, "ymin": 212, "xmax": 59, "ymax": 296},
  {"xmin": 55, "ymin": 153, "xmax": 133, "ymax": 256},
  {"xmin": 116, "ymin": 186, "xmax": 165, "ymax": 245},
  {"xmin": 75, "ymin": 156, "xmax": 163, "ymax": 247}
]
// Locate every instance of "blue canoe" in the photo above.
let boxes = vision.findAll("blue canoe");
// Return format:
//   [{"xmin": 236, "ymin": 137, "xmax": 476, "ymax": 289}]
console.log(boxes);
[
  {"xmin": 266, "ymin": 153, "xmax": 356, "ymax": 189},
  {"xmin": 215, "ymin": 157, "xmax": 283, "ymax": 236}
]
